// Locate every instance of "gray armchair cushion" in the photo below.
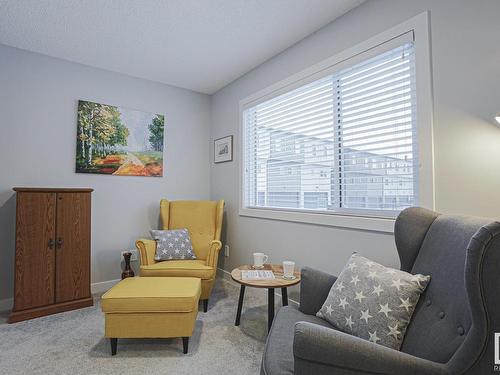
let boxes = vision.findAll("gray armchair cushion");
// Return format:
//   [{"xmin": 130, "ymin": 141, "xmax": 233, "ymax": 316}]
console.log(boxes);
[
  {"xmin": 261, "ymin": 306, "xmax": 333, "ymax": 375},
  {"xmin": 293, "ymin": 322, "xmax": 448, "ymax": 375}
]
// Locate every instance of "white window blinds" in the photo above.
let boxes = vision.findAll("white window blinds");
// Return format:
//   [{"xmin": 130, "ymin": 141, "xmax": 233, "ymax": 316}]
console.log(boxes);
[{"xmin": 243, "ymin": 33, "xmax": 417, "ymax": 216}]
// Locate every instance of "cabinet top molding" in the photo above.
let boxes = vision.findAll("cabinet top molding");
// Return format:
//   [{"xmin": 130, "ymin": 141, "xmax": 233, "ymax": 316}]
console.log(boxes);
[{"xmin": 13, "ymin": 187, "xmax": 94, "ymax": 193}]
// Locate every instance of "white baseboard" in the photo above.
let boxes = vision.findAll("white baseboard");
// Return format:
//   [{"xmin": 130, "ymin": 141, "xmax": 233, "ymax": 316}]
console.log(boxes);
[
  {"xmin": 91, "ymin": 279, "xmax": 121, "ymax": 295},
  {"xmin": 1, "ymin": 271, "xmax": 297, "ymax": 313},
  {"xmin": 217, "ymin": 267, "xmax": 235, "ymax": 282},
  {"xmin": 217, "ymin": 267, "xmax": 299, "ymax": 306}
]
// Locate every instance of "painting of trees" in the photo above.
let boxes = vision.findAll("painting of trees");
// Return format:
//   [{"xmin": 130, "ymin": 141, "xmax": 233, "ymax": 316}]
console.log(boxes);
[{"xmin": 76, "ymin": 100, "xmax": 165, "ymax": 176}]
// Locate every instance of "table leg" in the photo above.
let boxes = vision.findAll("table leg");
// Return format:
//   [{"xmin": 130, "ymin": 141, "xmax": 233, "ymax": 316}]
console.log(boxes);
[
  {"xmin": 235, "ymin": 285, "xmax": 246, "ymax": 326},
  {"xmin": 281, "ymin": 287, "xmax": 288, "ymax": 306},
  {"xmin": 268, "ymin": 288, "xmax": 275, "ymax": 332}
]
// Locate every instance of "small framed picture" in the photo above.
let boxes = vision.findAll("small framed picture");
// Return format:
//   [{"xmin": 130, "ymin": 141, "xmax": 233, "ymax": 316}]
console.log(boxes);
[{"xmin": 214, "ymin": 135, "xmax": 233, "ymax": 163}]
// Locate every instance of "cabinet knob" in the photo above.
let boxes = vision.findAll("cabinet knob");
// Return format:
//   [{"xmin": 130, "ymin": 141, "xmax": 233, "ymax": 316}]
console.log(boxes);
[
  {"xmin": 57, "ymin": 237, "xmax": 63, "ymax": 248},
  {"xmin": 48, "ymin": 238, "xmax": 55, "ymax": 249}
]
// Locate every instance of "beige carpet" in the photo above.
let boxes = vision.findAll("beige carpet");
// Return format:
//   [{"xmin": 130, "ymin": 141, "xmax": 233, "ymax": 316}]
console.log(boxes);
[{"xmin": 0, "ymin": 277, "xmax": 271, "ymax": 375}]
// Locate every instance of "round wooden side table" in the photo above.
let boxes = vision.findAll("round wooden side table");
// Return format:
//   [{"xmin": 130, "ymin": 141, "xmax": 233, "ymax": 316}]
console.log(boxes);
[{"xmin": 231, "ymin": 264, "xmax": 301, "ymax": 332}]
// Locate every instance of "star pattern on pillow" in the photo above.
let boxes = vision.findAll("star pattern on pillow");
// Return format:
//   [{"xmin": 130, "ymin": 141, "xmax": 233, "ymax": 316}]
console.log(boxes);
[
  {"xmin": 368, "ymin": 330, "xmax": 380, "ymax": 343},
  {"xmin": 335, "ymin": 282, "xmax": 345, "ymax": 292},
  {"xmin": 345, "ymin": 315, "xmax": 354, "ymax": 330},
  {"xmin": 371, "ymin": 285, "xmax": 384, "ymax": 296},
  {"xmin": 151, "ymin": 229, "xmax": 196, "ymax": 261},
  {"xmin": 350, "ymin": 275, "xmax": 360, "ymax": 286},
  {"xmin": 317, "ymin": 253, "xmax": 430, "ymax": 350},
  {"xmin": 354, "ymin": 291, "xmax": 366, "ymax": 303},
  {"xmin": 360, "ymin": 309, "xmax": 372, "ymax": 323},
  {"xmin": 339, "ymin": 297, "xmax": 349, "ymax": 309}
]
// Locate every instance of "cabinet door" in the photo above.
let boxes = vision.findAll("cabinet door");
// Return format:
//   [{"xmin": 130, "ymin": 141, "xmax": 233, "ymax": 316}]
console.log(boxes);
[
  {"xmin": 55, "ymin": 192, "xmax": 91, "ymax": 303},
  {"xmin": 14, "ymin": 192, "xmax": 56, "ymax": 310}
]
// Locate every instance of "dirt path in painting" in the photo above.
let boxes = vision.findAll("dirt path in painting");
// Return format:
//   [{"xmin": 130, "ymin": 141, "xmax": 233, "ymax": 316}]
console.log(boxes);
[{"xmin": 113, "ymin": 152, "xmax": 147, "ymax": 176}]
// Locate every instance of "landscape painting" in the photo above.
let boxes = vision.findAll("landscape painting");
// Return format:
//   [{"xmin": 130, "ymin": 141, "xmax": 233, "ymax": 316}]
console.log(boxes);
[{"xmin": 76, "ymin": 100, "xmax": 164, "ymax": 177}]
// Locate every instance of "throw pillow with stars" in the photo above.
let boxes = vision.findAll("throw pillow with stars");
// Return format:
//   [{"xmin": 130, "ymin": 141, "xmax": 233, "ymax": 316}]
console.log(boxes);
[{"xmin": 316, "ymin": 253, "xmax": 430, "ymax": 350}]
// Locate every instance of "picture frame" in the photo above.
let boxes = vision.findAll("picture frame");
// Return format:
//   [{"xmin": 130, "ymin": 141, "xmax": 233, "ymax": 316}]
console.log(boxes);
[
  {"xmin": 75, "ymin": 100, "xmax": 165, "ymax": 177},
  {"xmin": 214, "ymin": 135, "xmax": 233, "ymax": 163}
]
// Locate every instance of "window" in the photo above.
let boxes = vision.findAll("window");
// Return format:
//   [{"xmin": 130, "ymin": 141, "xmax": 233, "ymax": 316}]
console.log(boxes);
[
  {"xmin": 240, "ymin": 14, "xmax": 433, "ymax": 232},
  {"xmin": 304, "ymin": 192, "xmax": 329, "ymax": 209}
]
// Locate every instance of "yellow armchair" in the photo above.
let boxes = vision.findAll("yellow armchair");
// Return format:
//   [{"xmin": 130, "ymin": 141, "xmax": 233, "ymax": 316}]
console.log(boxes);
[{"xmin": 136, "ymin": 199, "xmax": 224, "ymax": 312}]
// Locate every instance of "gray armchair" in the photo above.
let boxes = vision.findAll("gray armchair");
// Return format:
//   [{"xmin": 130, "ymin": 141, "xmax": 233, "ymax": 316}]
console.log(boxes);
[{"xmin": 261, "ymin": 207, "xmax": 500, "ymax": 375}]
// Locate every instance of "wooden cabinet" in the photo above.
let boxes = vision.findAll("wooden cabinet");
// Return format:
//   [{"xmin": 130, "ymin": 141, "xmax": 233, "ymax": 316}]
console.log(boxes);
[{"xmin": 9, "ymin": 188, "xmax": 93, "ymax": 323}]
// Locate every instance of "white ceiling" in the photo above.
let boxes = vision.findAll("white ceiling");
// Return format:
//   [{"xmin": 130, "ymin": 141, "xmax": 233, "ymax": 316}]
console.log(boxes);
[{"xmin": 0, "ymin": 0, "xmax": 365, "ymax": 94}]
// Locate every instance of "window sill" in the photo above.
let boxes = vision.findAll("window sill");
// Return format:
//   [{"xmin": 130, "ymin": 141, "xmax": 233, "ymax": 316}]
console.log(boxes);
[{"xmin": 239, "ymin": 207, "xmax": 395, "ymax": 233}]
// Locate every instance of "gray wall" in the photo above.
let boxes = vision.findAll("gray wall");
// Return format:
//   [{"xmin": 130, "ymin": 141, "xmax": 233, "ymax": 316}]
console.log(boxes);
[
  {"xmin": 0, "ymin": 44, "xmax": 211, "ymax": 301},
  {"xmin": 210, "ymin": 0, "xmax": 500, "ymax": 282}
]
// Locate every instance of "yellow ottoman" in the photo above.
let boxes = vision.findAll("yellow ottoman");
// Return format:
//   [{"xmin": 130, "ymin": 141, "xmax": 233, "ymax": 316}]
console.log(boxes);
[{"xmin": 101, "ymin": 277, "xmax": 201, "ymax": 355}]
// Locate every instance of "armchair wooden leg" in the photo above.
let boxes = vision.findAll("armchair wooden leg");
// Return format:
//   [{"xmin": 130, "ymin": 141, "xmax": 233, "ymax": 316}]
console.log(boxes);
[
  {"xmin": 110, "ymin": 338, "xmax": 117, "ymax": 356},
  {"xmin": 182, "ymin": 337, "xmax": 189, "ymax": 354},
  {"xmin": 203, "ymin": 299, "xmax": 208, "ymax": 312}
]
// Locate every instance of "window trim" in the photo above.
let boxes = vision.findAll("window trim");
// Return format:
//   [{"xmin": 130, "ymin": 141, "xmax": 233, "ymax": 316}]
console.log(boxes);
[{"xmin": 238, "ymin": 12, "xmax": 434, "ymax": 234}]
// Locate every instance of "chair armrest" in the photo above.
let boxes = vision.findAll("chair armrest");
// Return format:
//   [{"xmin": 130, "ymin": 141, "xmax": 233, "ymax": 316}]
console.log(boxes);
[
  {"xmin": 135, "ymin": 238, "xmax": 157, "ymax": 266},
  {"xmin": 299, "ymin": 267, "xmax": 337, "ymax": 315},
  {"xmin": 206, "ymin": 240, "xmax": 222, "ymax": 267},
  {"xmin": 293, "ymin": 322, "xmax": 448, "ymax": 375}
]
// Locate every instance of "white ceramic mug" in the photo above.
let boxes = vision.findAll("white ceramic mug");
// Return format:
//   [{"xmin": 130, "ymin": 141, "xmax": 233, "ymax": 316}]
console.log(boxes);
[
  {"xmin": 283, "ymin": 261, "xmax": 295, "ymax": 279},
  {"xmin": 253, "ymin": 252, "xmax": 268, "ymax": 268}
]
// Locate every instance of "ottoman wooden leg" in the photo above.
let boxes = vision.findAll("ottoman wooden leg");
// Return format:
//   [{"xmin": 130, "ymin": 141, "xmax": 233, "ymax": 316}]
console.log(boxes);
[
  {"xmin": 110, "ymin": 338, "xmax": 117, "ymax": 356},
  {"xmin": 182, "ymin": 337, "xmax": 189, "ymax": 354},
  {"xmin": 203, "ymin": 299, "xmax": 208, "ymax": 312}
]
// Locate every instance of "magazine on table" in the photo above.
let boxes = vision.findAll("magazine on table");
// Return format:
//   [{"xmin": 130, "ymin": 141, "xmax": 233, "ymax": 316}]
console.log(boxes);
[{"xmin": 241, "ymin": 270, "xmax": 275, "ymax": 280}]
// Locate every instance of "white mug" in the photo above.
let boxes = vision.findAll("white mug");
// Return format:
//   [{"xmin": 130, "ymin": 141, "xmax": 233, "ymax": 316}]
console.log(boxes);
[
  {"xmin": 283, "ymin": 261, "xmax": 295, "ymax": 279},
  {"xmin": 253, "ymin": 252, "xmax": 268, "ymax": 268}
]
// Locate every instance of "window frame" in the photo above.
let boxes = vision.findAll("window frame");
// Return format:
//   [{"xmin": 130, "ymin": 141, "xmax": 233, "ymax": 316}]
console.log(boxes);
[{"xmin": 238, "ymin": 12, "xmax": 434, "ymax": 233}]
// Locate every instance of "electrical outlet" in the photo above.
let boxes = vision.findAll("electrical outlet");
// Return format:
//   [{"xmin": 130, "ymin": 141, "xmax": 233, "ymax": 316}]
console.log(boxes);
[
  {"xmin": 224, "ymin": 245, "xmax": 230, "ymax": 257},
  {"xmin": 121, "ymin": 249, "xmax": 138, "ymax": 261}
]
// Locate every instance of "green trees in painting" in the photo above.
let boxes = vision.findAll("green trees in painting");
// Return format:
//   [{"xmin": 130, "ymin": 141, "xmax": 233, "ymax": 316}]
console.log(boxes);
[
  {"xmin": 148, "ymin": 114, "xmax": 164, "ymax": 152},
  {"xmin": 77, "ymin": 101, "xmax": 129, "ymax": 167}
]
